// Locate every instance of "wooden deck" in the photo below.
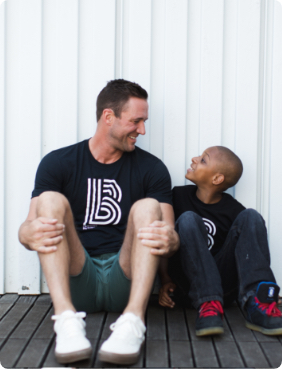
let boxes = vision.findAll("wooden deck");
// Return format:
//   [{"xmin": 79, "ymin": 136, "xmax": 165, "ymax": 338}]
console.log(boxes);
[{"xmin": 0, "ymin": 294, "xmax": 281, "ymax": 368}]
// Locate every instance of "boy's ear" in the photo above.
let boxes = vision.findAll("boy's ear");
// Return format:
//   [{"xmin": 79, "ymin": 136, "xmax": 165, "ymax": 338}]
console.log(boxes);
[{"xmin": 212, "ymin": 173, "xmax": 225, "ymax": 186}]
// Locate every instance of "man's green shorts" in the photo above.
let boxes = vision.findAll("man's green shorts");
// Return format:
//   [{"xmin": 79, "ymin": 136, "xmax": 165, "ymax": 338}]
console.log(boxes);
[{"xmin": 70, "ymin": 249, "xmax": 131, "ymax": 313}]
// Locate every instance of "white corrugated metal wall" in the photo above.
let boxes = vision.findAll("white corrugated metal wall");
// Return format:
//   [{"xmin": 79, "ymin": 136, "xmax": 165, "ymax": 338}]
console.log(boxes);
[{"xmin": 0, "ymin": 0, "xmax": 281, "ymax": 294}]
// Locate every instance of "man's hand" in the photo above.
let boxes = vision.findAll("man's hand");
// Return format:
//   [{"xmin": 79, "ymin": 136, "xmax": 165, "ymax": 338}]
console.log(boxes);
[
  {"xmin": 159, "ymin": 281, "xmax": 176, "ymax": 308},
  {"xmin": 137, "ymin": 220, "xmax": 179, "ymax": 257},
  {"xmin": 19, "ymin": 217, "xmax": 65, "ymax": 254}
]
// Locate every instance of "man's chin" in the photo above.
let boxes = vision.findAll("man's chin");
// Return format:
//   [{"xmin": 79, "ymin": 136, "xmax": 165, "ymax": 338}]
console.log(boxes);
[{"xmin": 125, "ymin": 145, "xmax": 136, "ymax": 152}]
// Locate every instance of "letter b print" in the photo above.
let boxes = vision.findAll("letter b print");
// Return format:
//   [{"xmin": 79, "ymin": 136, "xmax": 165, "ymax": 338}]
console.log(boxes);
[{"xmin": 83, "ymin": 179, "xmax": 122, "ymax": 226}]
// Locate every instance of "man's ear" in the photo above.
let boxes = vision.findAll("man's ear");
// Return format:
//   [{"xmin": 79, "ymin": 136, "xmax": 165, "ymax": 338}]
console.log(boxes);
[
  {"xmin": 212, "ymin": 173, "xmax": 225, "ymax": 186},
  {"xmin": 102, "ymin": 108, "xmax": 115, "ymax": 126}
]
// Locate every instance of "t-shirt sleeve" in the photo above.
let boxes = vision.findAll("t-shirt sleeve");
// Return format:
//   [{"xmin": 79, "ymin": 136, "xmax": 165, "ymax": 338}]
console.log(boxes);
[
  {"xmin": 31, "ymin": 152, "xmax": 64, "ymax": 198},
  {"xmin": 144, "ymin": 160, "xmax": 172, "ymax": 205},
  {"xmin": 172, "ymin": 186, "xmax": 181, "ymax": 219}
]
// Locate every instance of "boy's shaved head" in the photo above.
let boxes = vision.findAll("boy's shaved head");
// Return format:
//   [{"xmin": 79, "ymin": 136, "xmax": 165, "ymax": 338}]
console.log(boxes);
[{"xmin": 213, "ymin": 146, "xmax": 243, "ymax": 189}]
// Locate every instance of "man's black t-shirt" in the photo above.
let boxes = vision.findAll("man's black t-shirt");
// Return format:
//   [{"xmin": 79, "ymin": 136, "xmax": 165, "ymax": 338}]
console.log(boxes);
[
  {"xmin": 32, "ymin": 139, "xmax": 172, "ymax": 257},
  {"xmin": 173, "ymin": 185, "xmax": 245, "ymax": 256}
]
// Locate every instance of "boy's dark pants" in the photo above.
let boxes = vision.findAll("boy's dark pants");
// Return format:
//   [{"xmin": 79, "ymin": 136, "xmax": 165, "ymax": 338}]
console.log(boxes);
[{"xmin": 169, "ymin": 209, "xmax": 276, "ymax": 309}]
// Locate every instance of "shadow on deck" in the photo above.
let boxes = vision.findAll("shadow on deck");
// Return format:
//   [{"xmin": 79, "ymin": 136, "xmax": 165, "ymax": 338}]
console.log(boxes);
[{"xmin": 0, "ymin": 294, "xmax": 281, "ymax": 368}]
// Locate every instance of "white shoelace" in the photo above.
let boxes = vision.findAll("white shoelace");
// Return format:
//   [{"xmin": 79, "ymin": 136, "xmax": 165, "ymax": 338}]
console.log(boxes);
[
  {"xmin": 110, "ymin": 315, "xmax": 144, "ymax": 340},
  {"xmin": 52, "ymin": 311, "xmax": 86, "ymax": 338}
]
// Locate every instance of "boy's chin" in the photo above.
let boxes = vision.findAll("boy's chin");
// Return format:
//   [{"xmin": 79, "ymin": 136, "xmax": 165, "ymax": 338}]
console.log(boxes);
[{"xmin": 185, "ymin": 175, "xmax": 196, "ymax": 185}]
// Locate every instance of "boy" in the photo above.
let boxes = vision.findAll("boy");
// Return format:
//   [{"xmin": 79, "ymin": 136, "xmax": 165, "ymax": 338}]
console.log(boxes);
[{"xmin": 159, "ymin": 146, "xmax": 282, "ymax": 336}]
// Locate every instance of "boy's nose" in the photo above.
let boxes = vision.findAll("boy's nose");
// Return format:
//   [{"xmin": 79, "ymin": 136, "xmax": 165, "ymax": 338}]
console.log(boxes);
[{"xmin": 192, "ymin": 156, "xmax": 197, "ymax": 163}]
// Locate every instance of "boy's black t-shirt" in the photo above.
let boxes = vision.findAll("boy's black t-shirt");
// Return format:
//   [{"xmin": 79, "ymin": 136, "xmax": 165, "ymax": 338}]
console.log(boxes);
[
  {"xmin": 32, "ymin": 139, "xmax": 172, "ymax": 257},
  {"xmin": 173, "ymin": 185, "xmax": 245, "ymax": 256}
]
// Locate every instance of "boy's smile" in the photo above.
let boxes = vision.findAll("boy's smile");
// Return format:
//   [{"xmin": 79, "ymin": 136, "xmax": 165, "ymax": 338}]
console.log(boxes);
[{"xmin": 185, "ymin": 147, "xmax": 220, "ymax": 186}]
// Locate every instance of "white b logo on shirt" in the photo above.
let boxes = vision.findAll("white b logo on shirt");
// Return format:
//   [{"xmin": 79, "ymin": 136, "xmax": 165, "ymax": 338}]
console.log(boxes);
[
  {"xmin": 83, "ymin": 179, "xmax": 122, "ymax": 229},
  {"xmin": 202, "ymin": 218, "xmax": 216, "ymax": 250}
]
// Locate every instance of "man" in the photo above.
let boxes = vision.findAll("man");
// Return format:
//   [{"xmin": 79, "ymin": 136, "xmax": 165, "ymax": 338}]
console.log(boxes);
[{"xmin": 18, "ymin": 79, "xmax": 179, "ymax": 365}]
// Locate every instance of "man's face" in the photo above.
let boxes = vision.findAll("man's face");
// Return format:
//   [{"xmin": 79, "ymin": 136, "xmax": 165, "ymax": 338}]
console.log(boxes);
[
  {"xmin": 109, "ymin": 97, "xmax": 148, "ymax": 152},
  {"xmin": 185, "ymin": 147, "xmax": 220, "ymax": 186}
]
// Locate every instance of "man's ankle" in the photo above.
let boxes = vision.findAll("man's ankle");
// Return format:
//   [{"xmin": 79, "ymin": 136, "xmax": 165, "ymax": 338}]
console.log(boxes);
[
  {"xmin": 54, "ymin": 305, "xmax": 76, "ymax": 315},
  {"xmin": 122, "ymin": 308, "xmax": 145, "ymax": 324}
]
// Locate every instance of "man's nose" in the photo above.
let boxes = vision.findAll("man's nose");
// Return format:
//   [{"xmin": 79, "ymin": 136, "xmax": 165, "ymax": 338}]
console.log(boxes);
[{"xmin": 137, "ymin": 121, "xmax": 146, "ymax": 135}]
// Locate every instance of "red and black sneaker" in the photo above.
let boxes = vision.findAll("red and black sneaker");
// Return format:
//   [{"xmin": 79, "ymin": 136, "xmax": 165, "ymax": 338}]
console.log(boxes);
[
  {"xmin": 195, "ymin": 300, "xmax": 224, "ymax": 336},
  {"xmin": 245, "ymin": 282, "xmax": 282, "ymax": 335}
]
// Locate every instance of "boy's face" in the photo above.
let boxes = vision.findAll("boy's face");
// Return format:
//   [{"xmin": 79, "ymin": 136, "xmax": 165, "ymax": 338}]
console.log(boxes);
[{"xmin": 185, "ymin": 147, "xmax": 220, "ymax": 186}]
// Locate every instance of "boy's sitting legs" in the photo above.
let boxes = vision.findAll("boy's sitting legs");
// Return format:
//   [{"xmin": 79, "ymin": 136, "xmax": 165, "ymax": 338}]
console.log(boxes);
[
  {"xmin": 169, "ymin": 211, "xmax": 225, "ymax": 336},
  {"xmin": 215, "ymin": 208, "xmax": 282, "ymax": 335},
  {"xmin": 170, "ymin": 209, "xmax": 282, "ymax": 336}
]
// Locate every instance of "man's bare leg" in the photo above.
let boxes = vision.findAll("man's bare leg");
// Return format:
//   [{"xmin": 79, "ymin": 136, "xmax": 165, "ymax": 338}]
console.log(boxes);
[
  {"xmin": 36, "ymin": 191, "xmax": 91, "ymax": 363},
  {"xmin": 36, "ymin": 191, "xmax": 86, "ymax": 314},
  {"xmin": 98, "ymin": 198, "xmax": 163, "ymax": 365},
  {"xmin": 119, "ymin": 198, "xmax": 162, "ymax": 321},
  {"xmin": 36, "ymin": 191, "xmax": 85, "ymax": 314}
]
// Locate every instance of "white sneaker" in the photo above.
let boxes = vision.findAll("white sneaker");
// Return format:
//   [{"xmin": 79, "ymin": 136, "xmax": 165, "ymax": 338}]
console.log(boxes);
[
  {"xmin": 98, "ymin": 312, "xmax": 146, "ymax": 365},
  {"xmin": 52, "ymin": 310, "xmax": 92, "ymax": 363}
]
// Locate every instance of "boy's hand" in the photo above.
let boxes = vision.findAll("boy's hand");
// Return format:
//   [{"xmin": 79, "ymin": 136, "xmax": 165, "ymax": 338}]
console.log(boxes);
[{"xmin": 159, "ymin": 282, "xmax": 176, "ymax": 308}]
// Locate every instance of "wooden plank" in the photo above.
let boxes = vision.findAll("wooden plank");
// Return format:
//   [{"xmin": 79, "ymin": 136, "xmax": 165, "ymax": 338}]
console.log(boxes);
[
  {"xmin": 0, "ymin": 294, "xmax": 18, "ymax": 304},
  {"xmin": 0, "ymin": 303, "xmax": 32, "ymax": 340},
  {"xmin": 85, "ymin": 312, "xmax": 105, "ymax": 339},
  {"xmin": 11, "ymin": 304, "xmax": 50, "ymax": 339},
  {"xmin": 169, "ymin": 341, "xmax": 193, "ymax": 367},
  {"xmin": 33, "ymin": 308, "xmax": 54, "ymax": 339},
  {"xmin": 191, "ymin": 341, "xmax": 219, "ymax": 367},
  {"xmin": 213, "ymin": 313, "xmax": 235, "ymax": 342},
  {"xmin": 16, "ymin": 295, "xmax": 37, "ymax": 304},
  {"xmin": 1, "ymin": 304, "xmax": 51, "ymax": 367},
  {"xmin": 167, "ymin": 306, "xmax": 189, "ymax": 341},
  {"xmin": 35, "ymin": 294, "xmax": 52, "ymax": 305},
  {"xmin": 252, "ymin": 329, "xmax": 280, "ymax": 342},
  {"xmin": 42, "ymin": 339, "xmax": 64, "ymax": 367},
  {"xmin": 185, "ymin": 308, "xmax": 212, "ymax": 342},
  {"xmin": 0, "ymin": 338, "xmax": 27, "ymax": 368},
  {"xmin": 261, "ymin": 341, "xmax": 282, "ymax": 368},
  {"xmin": 146, "ymin": 340, "xmax": 168, "ymax": 368},
  {"xmin": 224, "ymin": 306, "xmax": 256, "ymax": 341},
  {"xmin": 0, "ymin": 304, "xmax": 14, "ymax": 320},
  {"xmin": 101, "ymin": 313, "xmax": 119, "ymax": 340},
  {"xmin": 214, "ymin": 341, "xmax": 244, "ymax": 368},
  {"xmin": 16, "ymin": 338, "xmax": 52, "ymax": 368},
  {"xmin": 237, "ymin": 341, "xmax": 269, "ymax": 367},
  {"xmin": 17, "ymin": 306, "xmax": 55, "ymax": 368},
  {"xmin": 146, "ymin": 303, "xmax": 166, "ymax": 340}
]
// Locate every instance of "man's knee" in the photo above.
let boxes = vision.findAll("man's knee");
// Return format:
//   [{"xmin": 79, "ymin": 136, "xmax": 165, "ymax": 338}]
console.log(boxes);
[
  {"xmin": 129, "ymin": 198, "xmax": 162, "ymax": 224},
  {"xmin": 37, "ymin": 191, "xmax": 71, "ymax": 217}
]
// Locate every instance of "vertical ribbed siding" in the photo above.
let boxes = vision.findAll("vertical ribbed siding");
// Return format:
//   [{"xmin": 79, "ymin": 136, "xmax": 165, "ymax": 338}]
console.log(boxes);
[
  {"xmin": 1, "ymin": 0, "xmax": 282, "ymax": 293},
  {"xmin": 0, "ymin": 1, "xmax": 5, "ymax": 294}
]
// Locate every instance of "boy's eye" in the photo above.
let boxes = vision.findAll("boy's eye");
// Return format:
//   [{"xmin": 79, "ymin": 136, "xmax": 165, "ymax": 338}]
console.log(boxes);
[{"xmin": 201, "ymin": 158, "xmax": 205, "ymax": 163}]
